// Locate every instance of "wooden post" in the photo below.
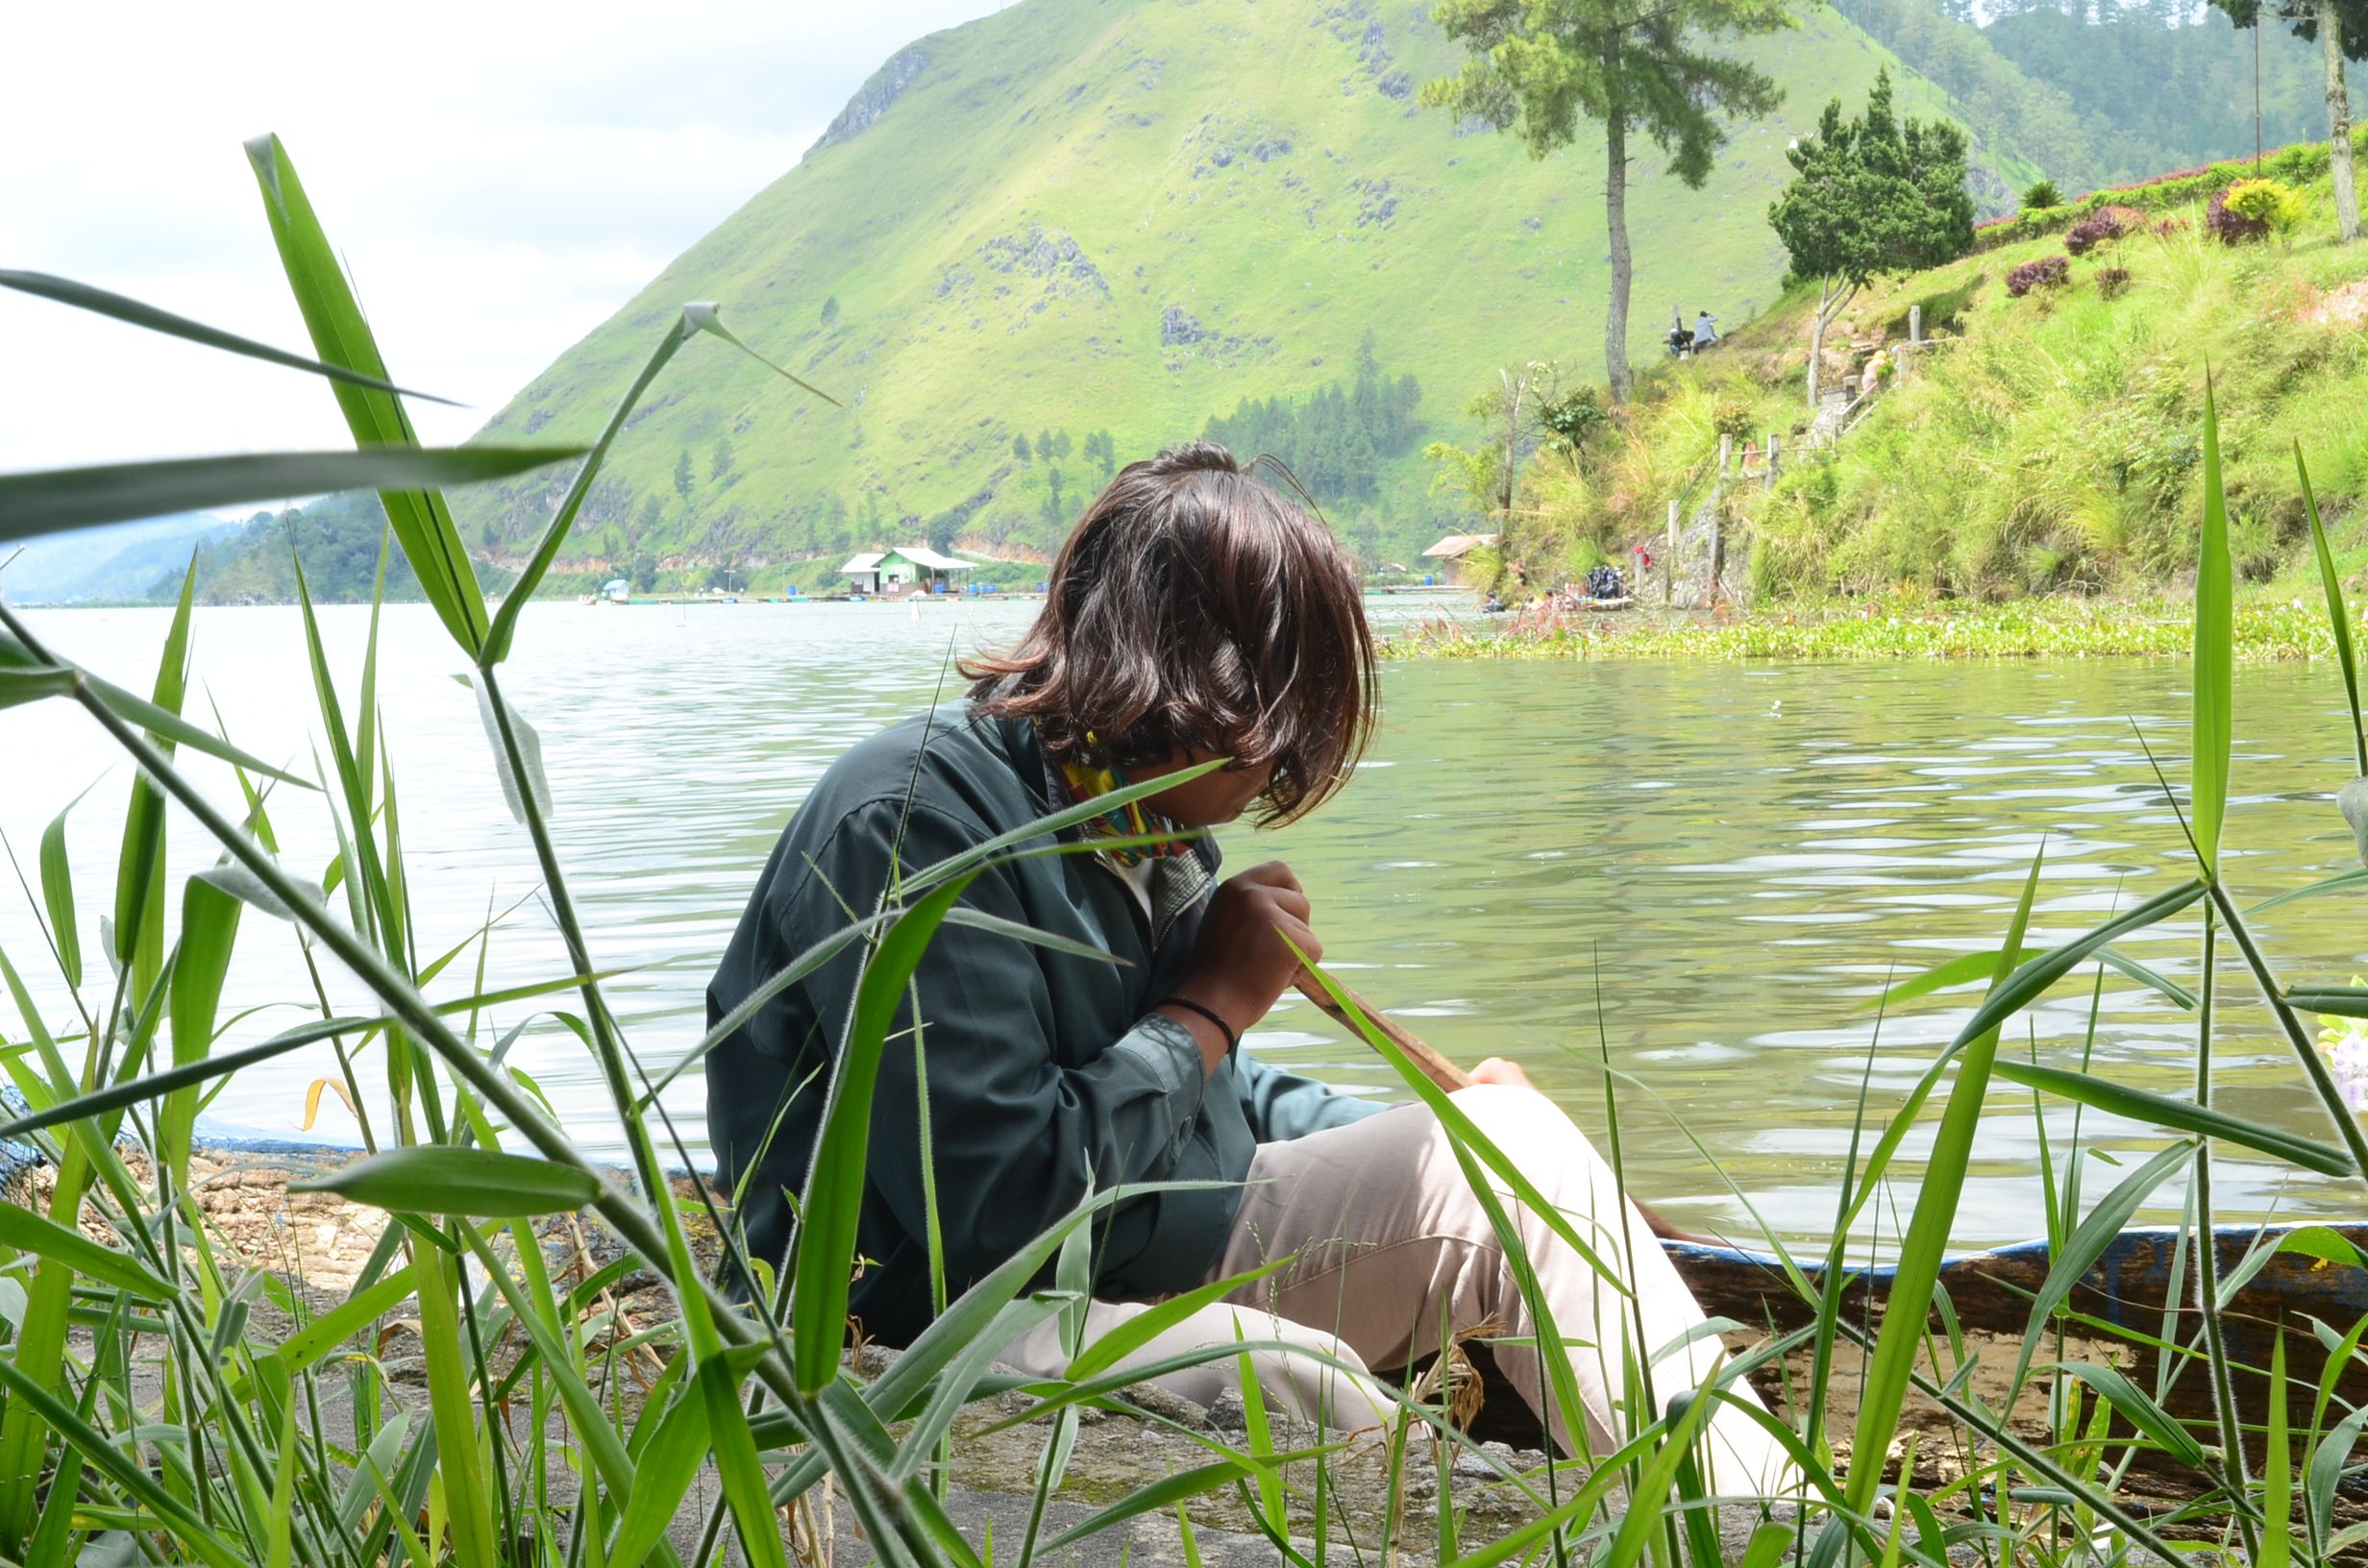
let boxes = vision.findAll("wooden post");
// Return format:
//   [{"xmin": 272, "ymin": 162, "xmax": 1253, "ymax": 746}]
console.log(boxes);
[
  {"xmin": 1764, "ymin": 433, "xmax": 1780, "ymax": 491},
  {"xmin": 1710, "ymin": 434, "xmax": 1731, "ymax": 598},
  {"xmin": 1665, "ymin": 498, "xmax": 1679, "ymax": 605},
  {"xmin": 1910, "ymin": 304, "xmax": 1923, "ymax": 346}
]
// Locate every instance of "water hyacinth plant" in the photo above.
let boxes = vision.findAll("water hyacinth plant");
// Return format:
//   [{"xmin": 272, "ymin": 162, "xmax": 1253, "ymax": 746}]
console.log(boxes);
[{"xmin": 0, "ymin": 135, "xmax": 2365, "ymax": 1567}]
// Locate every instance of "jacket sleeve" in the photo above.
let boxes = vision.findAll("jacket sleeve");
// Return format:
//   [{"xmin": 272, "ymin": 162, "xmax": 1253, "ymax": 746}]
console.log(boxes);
[
  {"xmin": 782, "ymin": 798, "xmax": 1213, "ymax": 1288},
  {"xmin": 1234, "ymin": 1049, "xmax": 1387, "ymax": 1142}
]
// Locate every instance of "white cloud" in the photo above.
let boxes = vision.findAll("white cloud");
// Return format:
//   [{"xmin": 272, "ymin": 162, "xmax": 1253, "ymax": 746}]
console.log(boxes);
[{"xmin": 0, "ymin": 0, "xmax": 1002, "ymax": 485}]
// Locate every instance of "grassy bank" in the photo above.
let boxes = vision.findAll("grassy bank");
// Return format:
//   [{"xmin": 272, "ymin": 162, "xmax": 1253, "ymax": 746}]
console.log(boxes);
[
  {"xmin": 1385, "ymin": 594, "xmax": 2368, "ymax": 660},
  {"xmin": 1483, "ymin": 147, "xmax": 2368, "ymax": 605}
]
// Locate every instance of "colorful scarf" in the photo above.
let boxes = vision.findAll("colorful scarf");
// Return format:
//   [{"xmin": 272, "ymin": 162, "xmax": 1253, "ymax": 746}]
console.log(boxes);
[{"xmin": 1056, "ymin": 747, "xmax": 1192, "ymax": 867}]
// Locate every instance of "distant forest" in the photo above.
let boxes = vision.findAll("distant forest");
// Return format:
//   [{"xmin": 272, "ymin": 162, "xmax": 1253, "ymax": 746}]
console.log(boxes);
[
  {"xmin": 1836, "ymin": 0, "xmax": 2326, "ymax": 194},
  {"xmin": 1200, "ymin": 334, "xmax": 1423, "ymax": 504}
]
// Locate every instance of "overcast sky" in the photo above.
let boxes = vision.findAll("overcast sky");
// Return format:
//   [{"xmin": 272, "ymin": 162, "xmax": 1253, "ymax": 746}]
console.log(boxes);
[{"xmin": 0, "ymin": 0, "xmax": 1004, "ymax": 485}]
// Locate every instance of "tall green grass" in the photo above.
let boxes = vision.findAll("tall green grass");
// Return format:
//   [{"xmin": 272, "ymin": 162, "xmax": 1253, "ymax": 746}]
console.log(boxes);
[{"xmin": 0, "ymin": 133, "xmax": 2365, "ymax": 1567}]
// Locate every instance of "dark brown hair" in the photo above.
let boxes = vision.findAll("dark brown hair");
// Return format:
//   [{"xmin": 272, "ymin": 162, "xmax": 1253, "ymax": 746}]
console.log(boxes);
[{"xmin": 965, "ymin": 441, "xmax": 1376, "ymax": 824}]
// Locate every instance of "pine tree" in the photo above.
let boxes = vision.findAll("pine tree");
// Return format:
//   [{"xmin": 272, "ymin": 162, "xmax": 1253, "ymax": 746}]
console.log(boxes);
[
  {"xmin": 1013, "ymin": 433, "xmax": 1033, "ymax": 463},
  {"xmin": 1767, "ymin": 70, "xmax": 1973, "ymax": 404},
  {"xmin": 673, "ymin": 450, "xmax": 694, "ymax": 501},
  {"xmin": 710, "ymin": 437, "xmax": 735, "ymax": 481},
  {"xmin": 1426, "ymin": 0, "xmax": 1794, "ymax": 402}
]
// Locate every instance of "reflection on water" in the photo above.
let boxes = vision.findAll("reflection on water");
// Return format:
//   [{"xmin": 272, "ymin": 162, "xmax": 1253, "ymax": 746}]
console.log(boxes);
[{"xmin": 7, "ymin": 601, "xmax": 2365, "ymax": 1247}]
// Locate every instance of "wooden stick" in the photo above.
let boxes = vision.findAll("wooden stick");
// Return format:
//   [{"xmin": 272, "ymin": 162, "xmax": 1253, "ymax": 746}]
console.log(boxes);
[{"xmin": 1292, "ymin": 975, "xmax": 1471, "ymax": 1090}]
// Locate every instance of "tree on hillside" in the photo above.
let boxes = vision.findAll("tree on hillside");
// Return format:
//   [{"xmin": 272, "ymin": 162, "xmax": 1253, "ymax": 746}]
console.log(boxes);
[
  {"xmin": 2213, "ymin": 0, "xmax": 2363, "ymax": 242},
  {"xmin": 674, "ymin": 449, "xmax": 694, "ymax": 501},
  {"xmin": 639, "ymin": 493, "xmax": 662, "ymax": 534},
  {"xmin": 1424, "ymin": 0, "xmax": 1795, "ymax": 403},
  {"xmin": 1035, "ymin": 429, "xmax": 1055, "ymax": 461},
  {"xmin": 710, "ymin": 436, "xmax": 736, "ymax": 482},
  {"xmin": 1766, "ymin": 70, "xmax": 1973, "ymax": 406},
  {"xmin": 1013, "ymin": 432, "xmax": 1033, "ymax": 463},
  {"xmin": 1423, "ymin": 361, "xmax": 1557, "ymax": 576},
  {"xmin": 1049, "ymin": 429, "xmax": 1073, "ymax": 460}
]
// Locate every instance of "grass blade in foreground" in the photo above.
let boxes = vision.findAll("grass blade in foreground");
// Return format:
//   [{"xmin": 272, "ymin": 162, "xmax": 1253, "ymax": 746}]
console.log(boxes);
[
  {"xmin": 1843, "ymin": 846, "xmax": 2042, "ymax": 1518},
  {"xmin": 290, "ymin": 1146, "xmax": 601, "ymax": 1217},
  {"xmin": 244, "ymin": 132, "xmax": 490, "ymax": 656},
  {"xmin": 0, "ymin": 446, "xmax": 582, "ymax": 540},
  {"xmin": 2191, "ymin": 374, "xmax": 2232, "ymax": 875},
  {"xmin": 791, "ymin": 875, "xmax": 975, "ymax": 1394},
  {"xmin": 0, "ymin": 269, "xmax": 461, "ymax": 405}
]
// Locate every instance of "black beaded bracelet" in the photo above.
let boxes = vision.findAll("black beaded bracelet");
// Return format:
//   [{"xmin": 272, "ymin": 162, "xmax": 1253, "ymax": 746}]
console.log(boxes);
[{"xmin": 1160, "ymin": 996, "xmax": 1239, "ymax": 1055}]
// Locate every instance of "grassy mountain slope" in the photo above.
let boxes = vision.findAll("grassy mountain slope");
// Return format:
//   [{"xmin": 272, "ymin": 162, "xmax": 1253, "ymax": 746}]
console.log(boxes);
[
  {"xmin": 446, "ymin": 0, "xmax": 2029, "ymax": 587},
  {"xmin": 1497, "ymin": 140, "xmax": 2368, "ymax": 603}
]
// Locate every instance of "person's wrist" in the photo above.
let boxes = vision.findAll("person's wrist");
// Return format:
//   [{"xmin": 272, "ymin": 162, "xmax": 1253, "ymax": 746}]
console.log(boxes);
[{"xmin": 1162, "ymin": 980, "xmax": 1260, "ymax": 1073}]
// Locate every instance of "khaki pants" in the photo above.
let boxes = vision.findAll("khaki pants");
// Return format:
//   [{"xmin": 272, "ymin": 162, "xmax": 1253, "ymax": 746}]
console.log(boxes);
[{"xmin": 1003, "ymin": 1086, "xmax": 1791, "ymax": 1495}]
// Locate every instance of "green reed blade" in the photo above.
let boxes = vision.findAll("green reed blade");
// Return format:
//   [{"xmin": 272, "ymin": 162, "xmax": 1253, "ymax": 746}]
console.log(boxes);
[
  {"xmin": 700, "ymin": 1358, "xmax": 790, "ymax": 1568},
  {"xmin": 2193, "ymin": 375, "xmax": 2233, "ymax": 875},
  {"xmin": 0, "ymin": 269, "xmax": 462, "ymax": 405},
  {"xmin": 0, "ymin": 446, "xmax": 580, "ymax": 542},
  {"xmin": 1844, "ymin": 846, "xmax": 2043, "ymax": 1519},
  {"xmin": 605, "ymin": 1382, "xmax": 710, "ymax": 1568},
  {"xmin": 2247, "ymin": 866, "xmax": 2368, "ymax": 913},
  {"xmin": 244, "ymin": 133, "xmax": 490, "ymax": 657},
  {"xmin": 1037, "ymin": 1458, "xmax": 1274, "ymax": 1555},
  {"xmin": 0, "ymin": 1356, "xmax": 254, "ymax": 1568},
  {"xmin": 1065, "ymin": 1258, "xmax": 1293, "ymax": 1381},
  {"xmin": 1991, "ymin": 1059, "xmax": 2355, "ymax": 1175},
  {"xmin": 2262, "ymin": 1335, "xmax": 2293, "ymax": 1568},
  {"xmin": 407, "ymin": 1245, "xmax": 498, "ymax": 1568},
  {"xmin": 456, "ymin": 1232, "xmax": 636, "ymax": 1500},
  {"xmin": 791, "ymin": 874, "xmax": 974, "ymax": 1395},
  {"xmin": 2006, "ymin": 1139, "xmax": 2196, "ymax": 1395},
  {"xmin": 2296, "ymin": 444, "xmax": 2367, "ymax": 775},
  {"xmin": 0, "ymin": 1198, "xmax": 173, "ymax": 1300},
  {"xmin": 0, "ymin": 623, "xmax": 312, "ymax": 789},
  {"xmin": 289, "ymin": 1145, "xmax": 600, "ymax": 1217},
  {"xmin": 2, "ymin": 968, "xmax": 617, "ymax": 1141},
  {"xmin": 1939, "ymin": 877, "xmax": 2204, "ymax": 1056},
  {"xmin": 2284, "ymin": 985, "xmax": 2368, "ymax": 1017},
  {"xmin": 160, "ymin": 875, "xmax": 241, "ymax": 1188},
  {"xmin": 2217, "ymin": 1226, "xmax": 2368, "ymax": 1309},
  {"xmin": 113, "ymin": 555, "xmax": 193, "ymax": 985},
  {"xmin": 37, "ymin": 797, "xmax": 81, "ymax": 991},
  {"xmin": 1862, "ymin": 943, "xmax": 2195, "ymax": 1014},
  {"xmin": 481, "ymin": 317, "xmax": 691, "ymax": 665},
  {"xmin": 900, "ymin": 1475, "xmax": 991, "ymax": 1568},
  {"xmin": 897, "ymin": 760, "xmax": 1224, "ymax": 897},
  {"xmin": 2306, "ymin": 1402, "xmax": 2368, "ymax": 1551},
  {"xmin": 681, "ymin": 302, "xmax": 840, "ymax": 404},
  {"xmin": 1298, "ymin": 956, "xmax": 1626, "ymax": 1286}
]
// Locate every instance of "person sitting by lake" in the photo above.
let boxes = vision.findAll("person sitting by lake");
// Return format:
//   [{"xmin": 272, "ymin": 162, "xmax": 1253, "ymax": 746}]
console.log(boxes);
[
  {"xmin": 703, "ymin": 443, "xmax": 1790, "ymax": 1490},
  {"xmin": 1692, "ymin": 309, "xmax": 1719, "ymax": 350},
  {"xmin": 1665, "ymin": 322, "xmax": 1694, "ymax": 359}
]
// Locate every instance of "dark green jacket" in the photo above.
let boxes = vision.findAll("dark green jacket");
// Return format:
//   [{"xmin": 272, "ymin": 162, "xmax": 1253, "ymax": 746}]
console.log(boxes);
[{"xmin": 705, "ymin": 705, "xmax": 1380, "ymax": 1346}]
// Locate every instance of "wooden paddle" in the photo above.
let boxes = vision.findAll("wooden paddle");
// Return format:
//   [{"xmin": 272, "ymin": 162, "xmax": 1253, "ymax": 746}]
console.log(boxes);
[
  {"xmin": 1291, "ymin": 975, "xmax": 1470, "ymax": 1090},
  {"xmin": 1291, "ymin": 973, "xmax": 1702, "ymax": 1243}
]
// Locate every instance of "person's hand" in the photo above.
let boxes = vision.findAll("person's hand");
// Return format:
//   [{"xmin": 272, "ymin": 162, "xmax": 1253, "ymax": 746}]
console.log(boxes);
[
  {"xmin": 1468, "ymin": 1057, "xmax": 1536, "ymax": 1090},
  {"xmin": 1164, "ymin": 861, "xmax": 1318, "ymax": 1072}
]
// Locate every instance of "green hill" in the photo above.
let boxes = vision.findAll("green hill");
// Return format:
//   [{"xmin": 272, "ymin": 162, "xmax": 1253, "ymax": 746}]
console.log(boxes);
[
  {"xmin": 1487, "ymin": 138, "xmax": 2368, "ymax": 603},
  {"xmin": 437, "ymin": 0, "xmax": 2043, "ymax": 590}
]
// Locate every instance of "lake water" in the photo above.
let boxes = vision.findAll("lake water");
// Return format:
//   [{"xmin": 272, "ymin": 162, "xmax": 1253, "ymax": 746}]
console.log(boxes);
[{"xmin": 6, "ymin": 598, "xmax": 2366, "ymax": 1248}]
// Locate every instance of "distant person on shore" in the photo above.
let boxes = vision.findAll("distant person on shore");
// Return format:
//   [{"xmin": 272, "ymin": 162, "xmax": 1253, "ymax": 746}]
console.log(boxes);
[
  {"xmin": 1693, "ymin": 309, "xmax": 1719, "ymax": 350},
  {"xmin": 1665, "ymin": 322, "xmax": 1694, "ymax": 359},
  {"xmin": 704, "ymin": 441, "xmax": 1791, "ymax": 1490}
]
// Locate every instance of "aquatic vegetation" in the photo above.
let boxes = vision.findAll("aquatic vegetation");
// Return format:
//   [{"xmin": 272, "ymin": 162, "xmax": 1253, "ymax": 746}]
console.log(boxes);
[{"xmin": 3, "ymin": 142, "xmax": 2368, "ymax": 1568}]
